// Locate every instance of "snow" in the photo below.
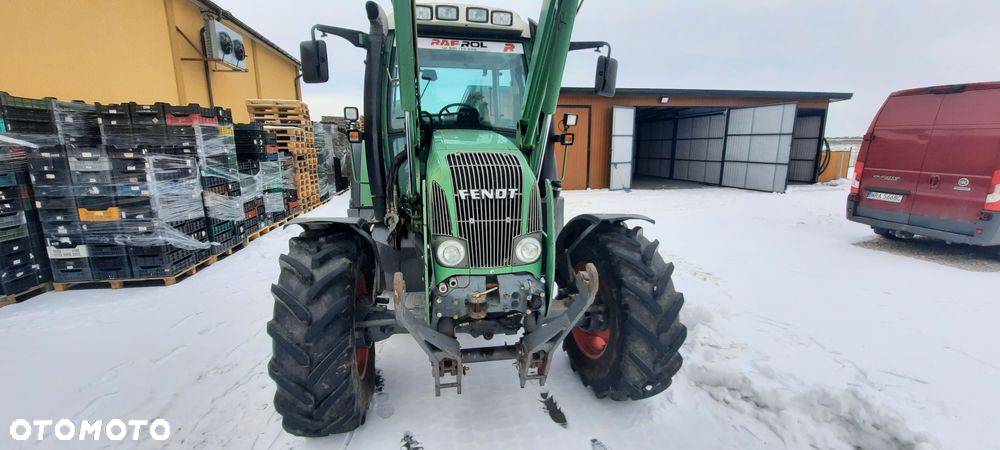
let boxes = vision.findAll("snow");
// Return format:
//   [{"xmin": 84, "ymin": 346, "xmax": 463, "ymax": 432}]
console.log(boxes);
[{"xmin": 1, "ymin": 183, "xmax": 996, "ymax": 449}]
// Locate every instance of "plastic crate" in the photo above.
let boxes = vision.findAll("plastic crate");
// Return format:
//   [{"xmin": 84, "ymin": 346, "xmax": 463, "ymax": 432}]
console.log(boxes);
[
  {"xmin": 29, "ymin": 169, "xmax": 72, "ymax": 187},
  {"xmin": 111, "ymin": 157, "xmax": 149, "ymax": 174},
  {"xmin": 88, "ymin": 244, "xmax": 127, "ymax": 257},
  {"xmin": 0, "ymin": 186, "xmax": 19, "ymax": 202},
  {"xmin": 50, "ymin": 258, "xmax": 93, "ymax": 282},
  {"xmin": 34, "ymin": 195, "xmax": 76, "ymax": 209},
  {"xmin": 37, "ymin": 207, "xmax": 78, "ymax": 222},
  {"xmin": 68, "ymin": 156, "xmax": 112, "ymax": 172},
  {"xmin": 0, "ymin": 196, "xmax": 26, "ymax": 216},
  {"xmin": 71, "ymin": 171, "xmax": 113, "ymax": 186},
  {"xmin": 78, "ymin": 206, "xmax": 121, "ymax": 222},
  {"xmin": 1, "ymin": 266, "xmax": 44, "ymax": 296},
  {"xmin": 40, "ymin": 220, "xmax": 82, "ymax": 238},
  {"xmin": 0, "ymin": 236, "xmax": 32, "ymax": 255},
  {"xmin": 128, "ymin": 246, "xmax": 195, "ymax": 278},
  {"xmin": 75, "ymin": 184, "xmax": 116, "ymax": 199},
  {"xmin": 103, "ymin": 146, "xmax": 150, "ymax": 158},
  {"xmin": 46, "ymin": 244, "xmax": 90, "ymax": 260},
  {"xmin": 75, "ymin": 194, "xmax": 116, "ymax": 210},
  {"xmin": 0, "ymin": 171, "xmax": 17, "ymax": 188},
  {"xmin": 26, "ymin": 154, "xmax": 69, "ymax": 173},
  {"xmin": 0, "ymin": 249, "xmax": 36, "ymax": 269},
  {"xmin": 90, "ymin": 255, "xmax": 132, "ymax": 280},
  {"xmin": 0, "ymin": 211, "xmax": 27, "ymax": 229},
  {"xmin": 129, "ymin": 103, "xmax": 167, "ymax": 126}
]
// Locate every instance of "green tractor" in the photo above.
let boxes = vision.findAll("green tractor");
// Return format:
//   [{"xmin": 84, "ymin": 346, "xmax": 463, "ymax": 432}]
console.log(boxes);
[{"xmin": 268, "ymin": 0, "xmax": 687, "ymax": 436}]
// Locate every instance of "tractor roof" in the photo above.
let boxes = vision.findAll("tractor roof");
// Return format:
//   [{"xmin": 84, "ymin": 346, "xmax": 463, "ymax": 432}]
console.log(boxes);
[{"xmin": 388, "ymin": 2, "xmax": 531, "ymax": 39}]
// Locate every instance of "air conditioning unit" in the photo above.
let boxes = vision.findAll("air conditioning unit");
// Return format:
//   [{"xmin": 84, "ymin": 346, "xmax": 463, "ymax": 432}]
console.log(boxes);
[{"xmin": 204, "ymin": 19, "xmax": 248, "ymax": 72}]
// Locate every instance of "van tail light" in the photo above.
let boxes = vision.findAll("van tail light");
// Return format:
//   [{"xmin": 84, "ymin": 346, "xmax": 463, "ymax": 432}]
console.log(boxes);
[
  {"xmin": 851, "ymin": 161, "xmax": 865, "ymax": 195},
  {"xmin": 986, "ymin": 169, "xmax": 1000, "ymax": 212}
]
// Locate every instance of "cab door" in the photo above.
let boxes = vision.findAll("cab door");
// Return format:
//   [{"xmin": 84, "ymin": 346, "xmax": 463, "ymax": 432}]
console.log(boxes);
[{"xmin": 855, "ymin": 93, "xmax": 942, "ymax": 224}]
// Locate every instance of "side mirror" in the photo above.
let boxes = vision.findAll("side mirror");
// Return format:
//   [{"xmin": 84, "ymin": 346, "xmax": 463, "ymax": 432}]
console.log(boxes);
[
  {"xmin": 595, "ymin": 55, "xmax": 618, "ymax": 98},
  {"xmin": 421, "ymin": 69, "xmax": 438, "ymax": 82},
  {"xmin": 344, "ymin": 107, "xmax": 360, "ymax": 121},
  {"xmin": 300, "ymin": 40, "xmax": 329, "ymax": 83}
]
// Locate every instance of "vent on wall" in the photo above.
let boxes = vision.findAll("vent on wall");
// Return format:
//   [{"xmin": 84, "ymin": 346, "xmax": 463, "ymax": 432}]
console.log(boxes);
[{"xmin": 204, "ymin": 19, "xmax": 248, "ymax": 72}]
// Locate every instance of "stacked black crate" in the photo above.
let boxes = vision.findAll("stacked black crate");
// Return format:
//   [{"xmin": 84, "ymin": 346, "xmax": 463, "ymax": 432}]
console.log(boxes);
[
  {"xmin": 69, "ymin": 146, "xmax": 130, "ymax": 280},
  {"xmin": 0, "ymin": 144, "xmax": 50, "ymax": 296},
  {"xmin": 261, "ymin": 151, "xmax": 292, "ymax": 224},
  {"xmin": 234, "ymin": 124, "xmax": 269, "ymax": 233},
  {"xmin": 96, "ymin": 102, "xmax": 167, "ymax": 282},
  {"xmin": 195, "ymin": 108, "xmax": 245, "ymax": 255},
  {"xmin": 32, "ymin": 100, "xmax": 103, "ymax": 282},
  {"xmin": 0, "ymin": 93, "xmax": 56, "ymax": 294},
  {"xmin": 117, "ymin": 104, "xmax": 210, "ymax": 278}
]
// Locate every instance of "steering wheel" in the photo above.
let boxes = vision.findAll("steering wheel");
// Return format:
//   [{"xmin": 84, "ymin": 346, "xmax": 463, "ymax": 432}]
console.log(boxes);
[{"xmin": 439, "ymin": 102, "xmax": 477, "ymax": 115}]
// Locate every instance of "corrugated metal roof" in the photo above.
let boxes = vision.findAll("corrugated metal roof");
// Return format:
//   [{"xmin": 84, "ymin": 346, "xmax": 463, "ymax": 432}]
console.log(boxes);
[
  {"xmin": 561, "ymin": 87, "xmax": 853, "ymax": 102},
  {"xmin": 197, "ymin": 0, "xmax": 301, "ymax": 67}
]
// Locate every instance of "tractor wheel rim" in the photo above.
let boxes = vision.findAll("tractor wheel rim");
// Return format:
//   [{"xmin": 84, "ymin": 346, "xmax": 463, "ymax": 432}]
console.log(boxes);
[
  {"xmin": 572, "ymin": 326, "xmax": 611, "ymax": 359},
  {"xmin": 356, "ymin": 347, "xmax": 370, "ymax": 379}
]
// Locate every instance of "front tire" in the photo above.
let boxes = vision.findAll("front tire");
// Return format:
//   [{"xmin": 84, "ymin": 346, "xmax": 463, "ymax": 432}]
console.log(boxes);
[
  {"xmin": 267, "ymin": 229, "xmax": 375, "ymax": 436},
  {"xmin": 564, "ymin": 224, "xmax": 687, "ymax": 400}
]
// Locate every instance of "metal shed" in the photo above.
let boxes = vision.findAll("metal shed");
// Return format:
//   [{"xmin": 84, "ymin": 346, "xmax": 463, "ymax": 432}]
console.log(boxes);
[{"xmin": 554, "ymin": 88, "xmax": 853, "ymax": 192}]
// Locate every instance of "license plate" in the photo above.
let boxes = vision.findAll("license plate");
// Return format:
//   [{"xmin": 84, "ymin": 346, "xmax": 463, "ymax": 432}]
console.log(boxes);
[{"xmin": 867, "ymin": 191, "xmax": 904, "ymax": 203}]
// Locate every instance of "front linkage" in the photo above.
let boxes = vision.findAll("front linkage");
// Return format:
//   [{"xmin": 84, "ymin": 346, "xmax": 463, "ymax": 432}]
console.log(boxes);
[{"xmin": 391, "ymin": 264, "xmax": 599, "ymax": 395}]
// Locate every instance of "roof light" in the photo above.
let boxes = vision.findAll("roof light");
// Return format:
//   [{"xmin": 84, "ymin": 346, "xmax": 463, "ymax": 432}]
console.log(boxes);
[
  {"xmin": 415, "ymin": 5, "xmax": 432, "ymax": 20},
  {"xmin": 467, "ymin": 7, "xmax": 489, "ymax": 23},
  {"xmin": 436, "ymin": 5, "xmax": 459, "ymax": 21},
  {"xmin": 491, "ymin": 11, "xmax": 513, "ymax": 26}
]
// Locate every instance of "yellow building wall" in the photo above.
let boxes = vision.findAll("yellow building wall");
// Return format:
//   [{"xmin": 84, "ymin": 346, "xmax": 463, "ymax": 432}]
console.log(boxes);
[
  {"xmin": 0, "ymin": 0, "xmax": 301, "ymax": 123},
  {"xmin": 0, "ymin": 0, "xmax": 180, "ymax": 104}
]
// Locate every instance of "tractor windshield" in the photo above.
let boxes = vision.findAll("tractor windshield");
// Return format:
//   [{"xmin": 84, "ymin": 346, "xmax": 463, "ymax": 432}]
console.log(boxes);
[{"xmin": 391, "ymin": 38, "xmax": 527, "ymax": 132}]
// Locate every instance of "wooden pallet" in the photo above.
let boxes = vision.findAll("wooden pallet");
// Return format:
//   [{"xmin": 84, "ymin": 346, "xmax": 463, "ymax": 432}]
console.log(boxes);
[
  {"xmin": 52, "ymin": 255, "xmax": 216, "ymax": 291},
  {"xmin": 247, "ymin": 99, "xmax": 310, "ymax": 111},
  {"xmin": 0, "ymin": 283, "xmax": 52, "ymax": 307}
]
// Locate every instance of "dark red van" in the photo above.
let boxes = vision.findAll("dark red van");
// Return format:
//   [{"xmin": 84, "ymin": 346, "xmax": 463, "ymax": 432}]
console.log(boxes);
[{"xmin": 847, "ymin": 82, "xmax": 1000, "ymax": 252}]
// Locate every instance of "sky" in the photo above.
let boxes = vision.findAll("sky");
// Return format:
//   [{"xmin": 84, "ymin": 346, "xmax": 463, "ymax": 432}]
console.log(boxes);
[{"xmin": 217, "ymin": 0, "xmax": 1000, "ymax": 137}]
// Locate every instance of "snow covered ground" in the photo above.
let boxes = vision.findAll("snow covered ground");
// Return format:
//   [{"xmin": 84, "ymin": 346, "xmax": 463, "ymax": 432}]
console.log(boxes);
[{"xmin": 1, "ymin": 182, "xmax": 996, "ymax": 449}]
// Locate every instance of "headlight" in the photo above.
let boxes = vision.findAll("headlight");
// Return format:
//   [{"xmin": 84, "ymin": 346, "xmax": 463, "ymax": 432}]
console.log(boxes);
[
  {"xmin": 415, "ymin": 5, "xmax": 432, "ymax": 20},
  {"xmin": 467, "ymin": 7, "xmax": 489, "ymax": 23},
  {"xmin": 436, "ymin": 5, "xmax": 459, "ymax": 21},
  {"xmin": 491, "ymin": 11, "xmax": 513, "ymax": 26},
  {"xmin": 514, "ymin": 236, "xmax": 542, "ymax": 264},
  {"xmin": 436, "ymin": 239, "xmax": 466, "ymax": 267}
]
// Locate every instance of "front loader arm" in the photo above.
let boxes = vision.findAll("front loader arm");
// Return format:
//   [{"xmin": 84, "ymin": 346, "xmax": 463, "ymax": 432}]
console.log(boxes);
[
  {"xmin": 391, "ymin": 0, "xmax": 423, "ymax": 195},
  {"xmin": 518, "ymin": 0, "xmax": 579, "ymax": 172}
]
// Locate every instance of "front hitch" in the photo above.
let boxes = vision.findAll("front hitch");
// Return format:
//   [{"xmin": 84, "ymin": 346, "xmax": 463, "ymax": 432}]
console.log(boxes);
[{"xmin": 391, "ymin": 264, "xmax": 600, "ymax": 395}]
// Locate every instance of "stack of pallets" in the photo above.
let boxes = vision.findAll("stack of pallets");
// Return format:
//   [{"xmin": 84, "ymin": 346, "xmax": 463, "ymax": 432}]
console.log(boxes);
[{"xmin": 246, "ymin": 100, "xmax": 320, "ymax": 210}]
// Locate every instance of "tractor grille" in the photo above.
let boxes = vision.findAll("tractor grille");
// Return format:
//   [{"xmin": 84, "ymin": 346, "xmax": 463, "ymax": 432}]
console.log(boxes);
[
  {"xmin": 430, "ymin": 182, "xmax": 451, "ymax": 235},
  {"xmin": 447, "ymin": 152, "xmax": 523, "ymax": 268},
  {"xmin": 528, "ymin": 186, "xmax": 543, "ymax": 233}
]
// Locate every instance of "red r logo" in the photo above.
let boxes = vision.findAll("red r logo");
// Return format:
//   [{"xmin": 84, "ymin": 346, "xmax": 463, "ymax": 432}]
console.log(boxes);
[{"xmin": 503, "ymin": 43, "xmax": 516, "ymax": 52}]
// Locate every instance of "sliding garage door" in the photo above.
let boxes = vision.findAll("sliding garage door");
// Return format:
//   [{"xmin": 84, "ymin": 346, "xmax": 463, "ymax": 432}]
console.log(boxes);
[
  {"xmin": 609, "ymin": 105, "xmax": 635, "ymax": 190},
  {"xmin": 722, "ymin": 104, "xmax": 797, "ymax": 193},
  {"xmin": 673, "ymin": 113, "xmax": 726, "ymax": 185}
]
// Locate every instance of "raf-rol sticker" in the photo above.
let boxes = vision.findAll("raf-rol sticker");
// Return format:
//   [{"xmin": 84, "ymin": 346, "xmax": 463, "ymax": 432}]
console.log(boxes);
[{"xmin": 418, "ymin": 37, "xmax": 523, "ymax": 54}]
